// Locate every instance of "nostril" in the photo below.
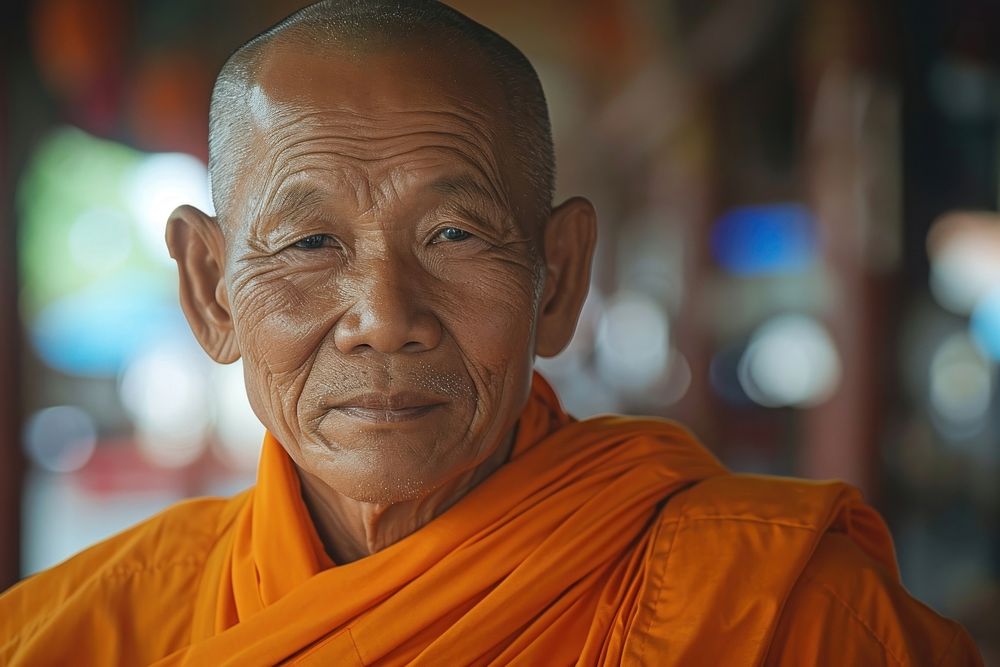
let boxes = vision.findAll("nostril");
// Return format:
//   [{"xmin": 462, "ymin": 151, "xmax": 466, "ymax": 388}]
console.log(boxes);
[{"xmin": 332, "ymin": 303, "xmax": 441, "ymax": 355}]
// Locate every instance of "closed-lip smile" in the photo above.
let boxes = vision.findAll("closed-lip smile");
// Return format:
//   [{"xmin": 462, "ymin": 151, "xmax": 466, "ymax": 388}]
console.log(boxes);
[{"xmin": 331, "ymin": 391, "xmax": 446, "ymax": 423}]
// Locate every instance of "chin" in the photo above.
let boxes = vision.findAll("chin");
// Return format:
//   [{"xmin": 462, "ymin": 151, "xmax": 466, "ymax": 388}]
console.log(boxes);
[
  {"xmin": 306, "ymin": 437, "xmax": 471, "ymax": 505},
  {"xmin": 328, "ymin": 464, "xmax": 454, "ymax": 505}
]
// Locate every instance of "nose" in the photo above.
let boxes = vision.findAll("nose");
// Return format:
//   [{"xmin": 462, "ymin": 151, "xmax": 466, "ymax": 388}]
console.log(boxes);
[{"xmin": 333, "ymin": 258, "xmax": 442, "ymax": 355}]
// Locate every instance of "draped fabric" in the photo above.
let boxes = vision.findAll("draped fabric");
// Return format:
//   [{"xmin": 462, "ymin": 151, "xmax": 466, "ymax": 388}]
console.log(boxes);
[
  {"xmin": 1, "ymin": 373, "xmax": 982, "ymax": 665},
  {"xmin": 166, "ymin": 374, "xmax": 728, "ymax": 665}
]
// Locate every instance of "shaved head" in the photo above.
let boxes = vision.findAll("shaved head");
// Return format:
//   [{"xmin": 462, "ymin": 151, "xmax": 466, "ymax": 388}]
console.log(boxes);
[
  {"xmin": 168, "ymin": 0, "xmax": 597, "ymax": 514},
  {"xmin": 208, "ymin": 0, "xmax": 555, "ymax": 225}
]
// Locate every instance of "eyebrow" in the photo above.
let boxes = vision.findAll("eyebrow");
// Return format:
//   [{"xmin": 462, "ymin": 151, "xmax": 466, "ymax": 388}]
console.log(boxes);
[
  {"xmin": 253, "ymin": 173, "xmax": 511, "ymax": 241},
  {"xmin": 256, "ymin": 183, "xmax": 329, "ymax": 238},
  {"xmin": 431, "ymin": 174, "xmax": 506, "ymax": 209},
  {"xmin": 429, "ymin": 173, "xmax": 514, "ymax": 230},
  {"xmin": 265, "ymin": 183, "xmax": 327, "ymax": 219}
]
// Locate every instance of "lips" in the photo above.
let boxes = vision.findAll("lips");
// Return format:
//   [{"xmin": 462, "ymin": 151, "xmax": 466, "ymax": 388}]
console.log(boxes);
[{"xmin": 330, "ymin": 391, "xmax": 446, "ymax": 423}]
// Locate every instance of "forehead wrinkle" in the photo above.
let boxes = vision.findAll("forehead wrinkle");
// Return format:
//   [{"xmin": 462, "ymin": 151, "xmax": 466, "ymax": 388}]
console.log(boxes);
[
  {"xmin": 271, "ymin": 150, "xmax": 512, "ymax": 223},
  {"xmin": 264, "ymin": 123, "xmax": 503, "ymax": 176},
  {"xmin": 264, "ymin": 104, "xmax": 497, "ymax": 128},
  {"xmin": 254, "ymin": 104, "xmax": 500, "ymax": 154},
  {"xmin": 245, "ymin": 150, "xmax": 510, "ymax": 241},
  {"xmin": 249, "ymin": 138, "xmax": 511, "ymax": 223},
  {"xmin": 250, "ymin": 103, "xmax": 509, "ymax": 190}
]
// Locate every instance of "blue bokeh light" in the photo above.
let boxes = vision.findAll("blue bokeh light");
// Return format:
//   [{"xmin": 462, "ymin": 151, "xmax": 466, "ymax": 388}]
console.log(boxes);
[
  {"xmin": 30, "ymin": 275, "xmax": 188, "ymax": 377},
  {"xmin": 970, "ymin": 288, "xmax": 1000, "ymax": 361},
  {"xmin": 711, "ymin": 203, "xmax": 818, "ymax": 276}
]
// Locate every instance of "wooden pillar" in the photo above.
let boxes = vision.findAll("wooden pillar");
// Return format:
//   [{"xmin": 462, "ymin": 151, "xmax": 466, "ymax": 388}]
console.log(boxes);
[
  {"xmin": 0, "ymin": 0, "xmax": 27, "ymax": 589},
  {"xmin": 799, "ymin": 0, "xmax": 898, "ymax": 496}
]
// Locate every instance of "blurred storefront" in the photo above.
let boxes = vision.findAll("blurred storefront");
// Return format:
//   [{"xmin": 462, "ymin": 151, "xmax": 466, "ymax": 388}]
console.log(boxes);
[{"xmin": 2, "ymin": 0, "xmax": 998, "ymax": 657}]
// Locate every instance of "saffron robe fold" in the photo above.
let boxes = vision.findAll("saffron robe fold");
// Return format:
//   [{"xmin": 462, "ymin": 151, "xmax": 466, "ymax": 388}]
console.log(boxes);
[{"xmin": 0, "ymin": 374, "xmax": 982, "ymax": 665}]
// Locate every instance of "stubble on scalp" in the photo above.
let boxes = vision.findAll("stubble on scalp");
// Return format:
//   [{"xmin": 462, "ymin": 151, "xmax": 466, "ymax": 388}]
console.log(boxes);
[{"xmin": 207, "ymin": 0, "xmax": 556, "ymax": 232}]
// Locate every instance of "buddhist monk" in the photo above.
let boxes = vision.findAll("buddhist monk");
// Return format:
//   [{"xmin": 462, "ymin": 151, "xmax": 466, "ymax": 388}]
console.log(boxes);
[{"xmin": 0, "ymin": 1, "xmax": 984, "ymax": 665}]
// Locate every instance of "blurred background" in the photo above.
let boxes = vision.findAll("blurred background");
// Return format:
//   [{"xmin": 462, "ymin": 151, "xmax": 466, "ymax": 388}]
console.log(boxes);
[{"xmin": 1, "ymin": 0, "xmax": 998, "ymax": 658}]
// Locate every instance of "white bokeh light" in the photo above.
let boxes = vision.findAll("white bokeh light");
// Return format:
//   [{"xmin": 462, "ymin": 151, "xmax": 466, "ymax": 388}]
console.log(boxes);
[
  {"xmin": 738, "ymin": 314, "xmax": 841, "ymax": 408},
  {"xmin": 210, "ymin": 360, "xmax": 264, "ymax": 471},
  {"xmin": 125, "ymin": 152, "xmax": 213, "ymax": 265},
  {"xmin": 929, "ymin": 237, "xmax": 1000, "ymax": 315},
  {"xmin": 119, "ymin": 341, "xmax": 211, "ymax": 467},
  {"xmin": 595, "ymin": 291, "xmax": 670, "ymax": 391}
]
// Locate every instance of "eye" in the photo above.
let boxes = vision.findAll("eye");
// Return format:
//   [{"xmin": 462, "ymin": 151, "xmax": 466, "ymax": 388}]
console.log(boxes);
[
  {"xmin": 433, "ymin": 227, "xmax": 472, "ymax": 243},
  {"xmin": 292, "ymin": 234, "xmax": 336, "ymax": 250}
]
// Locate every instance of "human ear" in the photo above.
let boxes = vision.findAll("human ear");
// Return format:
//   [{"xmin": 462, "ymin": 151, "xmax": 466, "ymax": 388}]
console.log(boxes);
[
  {"xmin": 165, "ymin": 205, "xmax": 241, "ymax": 364},
  {"xmin": 535, "ymin": 197, "xmax": 597, "ymax": 357}
]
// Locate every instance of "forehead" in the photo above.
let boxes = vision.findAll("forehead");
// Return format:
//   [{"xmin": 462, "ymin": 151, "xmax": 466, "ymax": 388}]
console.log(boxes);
[
  {"xmin": 254, "ymin": 35, "xmax": 509, "ymax": 119},
  {"xmin": 225, "ymin": 39, "xmax": 519, "ymax": 219}
]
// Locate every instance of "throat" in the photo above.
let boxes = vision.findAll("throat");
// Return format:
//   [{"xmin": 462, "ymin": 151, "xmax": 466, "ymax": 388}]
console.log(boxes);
[{"xmin": 297, "ymin": 432, "xmax": 515, "ymax": 564}]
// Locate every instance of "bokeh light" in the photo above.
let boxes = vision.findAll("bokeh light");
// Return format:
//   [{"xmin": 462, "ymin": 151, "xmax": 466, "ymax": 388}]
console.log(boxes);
[
  {"xmin": 738, "ymin": 314, "xmax": 841, "ymax": 408},
  {"xmin": 927, "ymin": 212, "xmax": 1000, "ymax": 316},
  {"xmin": 970, "ymin": 288, "xmax": 1000, "ymax": 361},
  {"xmin": 929, "ymin": 239, "xmax": 1000, "ymax": 316},
  {"xmin": 595, "ymin": 291, "xmax": 670, "ymax": 391},
  {"xmin": 119, "ymin": 341, "xmax": 211, "ymax": 468},
  {"xmin": 210, "ymin": 360, "xmax": 264, "ymax": 471},
  {"xmin": 67, "ymin": 207, "xmax": 133, "ymax": 273},
  {"xmin": 23, "ymin": 406, "xmax": 97, "ymax": 474},
  {"xmin": 31, "ymin": 277, "xmax": 186, "ymax": 377},
  {"xmin": 125, "ymin": 152, "xmax": 213, "ymax": 265},
  {"xmin": 928, "ymin": 332, "xmax": 993, "ymax": 441},
  {"xmin": 18, "ymin": 127, "xmax": 148, "ymax": 316},
  {"xmin": 17, "ymin": 127, "xmax": 202, "ymax": 378},
  {"xmin": 710, "ymin": 342, "xmax": 754, "ymax": 405},
  {"xmin": 659, "ymin": 349, "xmax": 692, "ymax": 407},
  {"xmin": 711, "ymin": 204, "xmax": 818, "ymax": 276}
]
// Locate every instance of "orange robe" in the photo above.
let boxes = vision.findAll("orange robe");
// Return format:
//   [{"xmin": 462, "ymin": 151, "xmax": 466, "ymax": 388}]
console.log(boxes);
[{"xmin": 0, "ymin": 374, "xmax": 982, "ymax": 665}]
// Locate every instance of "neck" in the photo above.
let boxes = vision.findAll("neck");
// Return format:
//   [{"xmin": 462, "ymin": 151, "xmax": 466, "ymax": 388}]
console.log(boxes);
[{"xmin": 297, "ymin": 433, "xmax": 515, "ymax": 564}]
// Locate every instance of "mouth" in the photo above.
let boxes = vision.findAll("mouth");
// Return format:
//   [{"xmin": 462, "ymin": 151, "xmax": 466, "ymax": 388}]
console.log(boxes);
[{"xmin": 329, "ymin": 392, "xmax": 446, "ymax": 423}]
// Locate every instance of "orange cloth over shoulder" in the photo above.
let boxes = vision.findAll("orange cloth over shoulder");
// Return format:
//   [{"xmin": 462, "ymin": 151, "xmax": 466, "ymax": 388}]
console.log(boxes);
[{"xmin": 0, "ymin": 374, "xmax": 983, "ymax": 665}]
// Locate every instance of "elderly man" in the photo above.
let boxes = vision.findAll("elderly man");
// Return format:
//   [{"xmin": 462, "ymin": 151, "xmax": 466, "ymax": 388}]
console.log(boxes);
[{"xmin": 0, "ymin": 1, "xmax": 983, "ymax": 665}]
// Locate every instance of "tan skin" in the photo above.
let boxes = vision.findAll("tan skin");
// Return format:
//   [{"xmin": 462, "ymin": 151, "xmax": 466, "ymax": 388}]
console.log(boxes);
[{"xmin": 166, "ymin": 37, "xmax": 597, "ymax": 563}]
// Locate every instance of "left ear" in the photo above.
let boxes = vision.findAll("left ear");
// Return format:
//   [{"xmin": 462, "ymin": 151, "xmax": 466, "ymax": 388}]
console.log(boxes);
[{"xmin": 535, "ymin": 196, "xmax": 598, "ymax": 357}]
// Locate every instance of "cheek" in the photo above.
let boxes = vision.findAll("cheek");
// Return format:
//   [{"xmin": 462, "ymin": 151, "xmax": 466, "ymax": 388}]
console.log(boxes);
[
  {"xmin": 440, "ymin": 267, "xmax": 539, "ymax": 382},
  {"xmin": 232, "ymin": 272, "xmax": 344, "ymax": 375},
  {"xmin": 447, "ymin": 280, "xmax": 537, "ymax": 456},
  {"xmin": 228, "ymin": 272, "xmax": 345, "ymax": 442}
]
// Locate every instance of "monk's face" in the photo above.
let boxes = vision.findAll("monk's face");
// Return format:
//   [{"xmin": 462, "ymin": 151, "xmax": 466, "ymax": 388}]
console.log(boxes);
[{"xmin": 217, "ymin": 42, "xmax": 548, "ymax": 502}]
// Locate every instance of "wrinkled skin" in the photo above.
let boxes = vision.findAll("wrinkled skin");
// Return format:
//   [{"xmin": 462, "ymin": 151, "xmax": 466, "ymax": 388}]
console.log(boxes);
[{"xmin": 167, "ymin": 37, "xmax": 596, "ymax": 561}]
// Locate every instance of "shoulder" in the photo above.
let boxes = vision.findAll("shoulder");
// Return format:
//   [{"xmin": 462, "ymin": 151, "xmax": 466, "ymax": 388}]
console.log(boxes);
[
  {"xmin": 7, "ymin": 493, "xmax": 242, "ymax": 601},
  {"xmin": 0, "ymin": 491, "xmax": 249, "ymax": 665},
  {"xmin": 633, "ymin": 474, "xmax": 981, "ymax": 665},
  {"xmin": 631, "ymin": 474, "xmax": 869, "ymax": 663},
  {"xmin": 766, "ymin": 532, "xmax": 982, "ymax": 666},
  {"xmin": 664, "ymin": 472, "xmax": 863, "ymax": 522}
]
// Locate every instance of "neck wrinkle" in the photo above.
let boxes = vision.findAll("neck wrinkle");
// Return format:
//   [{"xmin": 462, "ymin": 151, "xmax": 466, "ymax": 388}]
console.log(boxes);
[{"xmin": 297, "ymin": 430, "xmax": 516, "ymax": 564}]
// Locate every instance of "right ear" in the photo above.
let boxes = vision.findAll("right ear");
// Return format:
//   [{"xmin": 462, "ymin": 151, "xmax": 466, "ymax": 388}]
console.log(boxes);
[{"xmin": 165, "ymin": 205, "xmax": 241, "ymax": 364}]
